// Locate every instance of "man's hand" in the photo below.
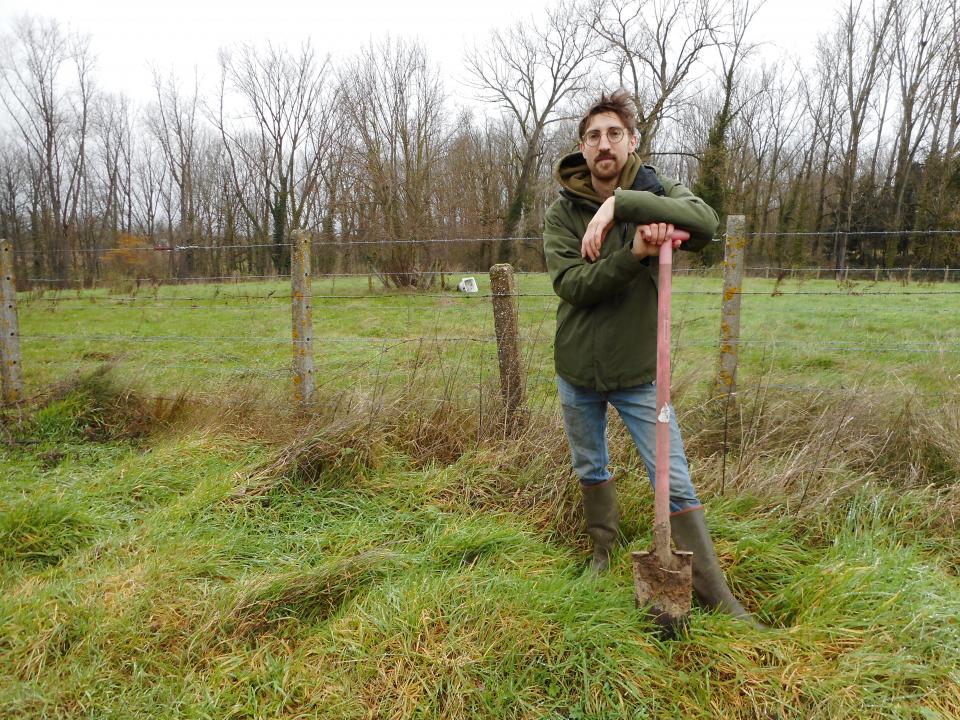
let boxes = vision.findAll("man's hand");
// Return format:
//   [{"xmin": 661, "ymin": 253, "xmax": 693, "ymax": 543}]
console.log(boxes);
[
  {"xmin": 631, "ymin": 223, "xmax": 689, "ymax": 259},
  {"xmin": 581, "ymin": 196, "xmax": 616, "ymax": 261}
]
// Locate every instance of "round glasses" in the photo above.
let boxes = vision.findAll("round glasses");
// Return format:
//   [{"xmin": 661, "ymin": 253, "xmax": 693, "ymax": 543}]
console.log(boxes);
[{"xmin": 582, "ymin": 127, "xmax": 627, "ymax": 147}]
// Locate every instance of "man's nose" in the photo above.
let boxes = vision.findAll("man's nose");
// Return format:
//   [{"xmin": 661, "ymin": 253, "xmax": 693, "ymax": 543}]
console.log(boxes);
[{"xmin": 598, "ymin": 133, "xmax": 612, "ymax": 150}]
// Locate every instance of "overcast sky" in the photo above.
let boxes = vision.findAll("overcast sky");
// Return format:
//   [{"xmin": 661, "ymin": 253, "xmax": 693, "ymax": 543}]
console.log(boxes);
[{"xmin": 0, "ymin": 0, "xmax": 841, "ymax": 106}]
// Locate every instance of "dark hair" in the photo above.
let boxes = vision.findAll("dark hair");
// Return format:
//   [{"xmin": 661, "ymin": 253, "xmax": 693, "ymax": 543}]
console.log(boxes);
[{"xmin": 578, "ymin": 90, "xmax": 637, "ymax": 140}]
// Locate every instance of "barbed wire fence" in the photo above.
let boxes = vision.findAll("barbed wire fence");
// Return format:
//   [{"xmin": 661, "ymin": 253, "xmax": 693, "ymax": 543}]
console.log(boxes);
[{"xmin": 2, "ymin": 219, "xmax": 960, "ymax": 438}]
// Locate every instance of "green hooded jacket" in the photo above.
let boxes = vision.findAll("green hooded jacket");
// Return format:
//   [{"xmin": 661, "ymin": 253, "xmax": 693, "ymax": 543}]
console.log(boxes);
[{"xmin": 543, "ymin": 150, "xmax": 719, "ymax": 391}]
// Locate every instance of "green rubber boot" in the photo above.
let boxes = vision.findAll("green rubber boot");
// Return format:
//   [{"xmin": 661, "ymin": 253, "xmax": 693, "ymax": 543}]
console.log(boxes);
[
  {"xmin": 581, "ymin": 479, "xmax": 619, "ymax": 574},
  {"xmin": 670, "ymin": 508, "xmax": 766, "ymax": 628}
]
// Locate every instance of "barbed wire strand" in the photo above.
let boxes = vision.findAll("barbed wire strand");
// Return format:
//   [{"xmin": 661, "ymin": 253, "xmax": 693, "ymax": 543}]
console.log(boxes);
[
  {"xmin": 37, "ymin": 359, "xmax": 291, "ymax": 377},
  {"xmin": 17, "ymin": 302, "xmax": 507, "ymax": 313},
  {"xmin": 12, "ymin": 236, "xmax": 547, "ymax": 255},
  {"xmin": 21, "ymin": 269, "xmax": 957, "ymax": 287},
  {"xmin": 12, "ymin": 227, "xmax": 960, "ymax": 257},
  {"xmin": 744, "ymin": 229, "xmax": 960, "ymax": 238},
  {"xmin": 18, "ymin": 288, "xmax": 960, "ymax": 305},
  {"xmin": 19, "ymin": 331, "xmax": 960, "ymax": 354},
  {"xmin": 743, "ymin": 266, "xmax": 954, "ymax": 273}
]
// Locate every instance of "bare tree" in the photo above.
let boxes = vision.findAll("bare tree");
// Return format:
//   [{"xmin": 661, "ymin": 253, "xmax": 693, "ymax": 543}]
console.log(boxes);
[
  {"xmin": 213, "ymin": 40, "xmax": 334, "ymax": 274},
  {"xmin": 467, "ymin": 0, "xmax": 597, "ymax": 253},
  {"xmin": 921, "ymin": 0, "xmax": 960, "ymax": 243},
  {"xmin": 130, "ymin": 133, "xmax": 167, "ymax": 244},
  {"xmin": 737, "ymin": 66, "xmax": 804, "ymax": 248},
  {"xmin": 804, "ymin": 43, "xmax": 844, "ymax": 251},
  {"xmin": 81, "ymin": 92, "xmax": 134, "ymax": 282},
  {"xmin": 832, "ymin": 0, "xmax": 895, "ymax": 275},
  {"xmin": 0, "ymin": 139, "xmax": 28, "ymax": 288},
  {"xmin": 590, "ymin": 0, "xmax": 718, "ymax": 158},
  {"xmin": 434, "ymin": 110, "xmax": 515, "ymax": 268},
  {"xmin": 690, "ymin": 0, "xmax": 762, "ymax": 263},
  {"xmin": 340, "ymin": 37, "xmax": 445, "ymax": 286},
  {"xmin": 884, "ymin": 0, "xmax": 952, "ymax": 263},
  {"xmin": 0, "ymin": 16, "xmax": 95, "ymax": 286},
  {"xmin": 147, "ymin": 68, "xmax": 199, "ymax": 277}
]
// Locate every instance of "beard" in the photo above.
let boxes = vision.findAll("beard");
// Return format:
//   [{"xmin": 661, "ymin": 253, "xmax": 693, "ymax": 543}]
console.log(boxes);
[{"xmin": 589, "ymin": 153, "xmax": 620, "ymax": 181}]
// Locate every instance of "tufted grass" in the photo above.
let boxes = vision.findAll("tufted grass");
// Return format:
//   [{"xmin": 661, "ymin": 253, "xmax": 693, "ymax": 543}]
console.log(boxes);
[{"xmin": 1, "ymin": 368, "xmax": 958, "ymax": 719}]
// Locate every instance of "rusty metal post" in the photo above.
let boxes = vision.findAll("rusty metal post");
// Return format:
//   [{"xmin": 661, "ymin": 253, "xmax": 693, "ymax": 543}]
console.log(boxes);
[
  {"xmin": 490, "ymin": 263, "xmax": 527, "ymax": 433},
  {"xmin": 714, "ymin": 216, "xmax": 746, "ymax": 401},
  {"xmin": 290, "ymin": 230, "xmax": 315, "ymax": 407},
  {"xmin": 0, "ymin": 240, "xmax": 24, "ymax": 405}
]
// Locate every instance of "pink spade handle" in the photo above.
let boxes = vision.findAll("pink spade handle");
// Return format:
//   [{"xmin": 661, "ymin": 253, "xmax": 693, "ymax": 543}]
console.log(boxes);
[{"xmin": 653, "ymin": 232, "xmax": 686, "ymax": 562}]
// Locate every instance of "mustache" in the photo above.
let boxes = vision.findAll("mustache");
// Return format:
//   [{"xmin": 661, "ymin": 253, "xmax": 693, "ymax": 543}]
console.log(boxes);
[{"xmin": 596, "ymin": 153, "xmax": 615, "ymax": 161}]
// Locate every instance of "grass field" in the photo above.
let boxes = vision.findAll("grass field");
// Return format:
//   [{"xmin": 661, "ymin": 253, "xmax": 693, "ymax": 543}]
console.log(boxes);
[
  {"xmin": 12, "ymin": 272, "xmax": 960, "ymax": 399},
  {"xmin": 2, "ymin": 273, "xmax": 959, "ymax": 718}
]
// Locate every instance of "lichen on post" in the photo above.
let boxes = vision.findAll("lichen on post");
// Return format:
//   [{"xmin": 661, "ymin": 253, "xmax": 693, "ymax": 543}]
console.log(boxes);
[
  {"xmin": 290, "ymin": 230, "xmax": 315, "ymax": 408},
  {"xmin": 489, "ymin": 263, "xmax": 527, "ymax": 434},
  {"xmin": 0, "ymin": 240, "xmax": 24, "ymax": 406},
  {"xmin": 715, "ymin": 215, "xmax": 746, "ymax": 403}
]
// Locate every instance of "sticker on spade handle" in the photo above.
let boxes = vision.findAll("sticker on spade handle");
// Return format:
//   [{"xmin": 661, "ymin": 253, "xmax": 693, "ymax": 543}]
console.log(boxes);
[{"xmin": 657, "ymin": 405, "xmax": 671, "ymax": 423}]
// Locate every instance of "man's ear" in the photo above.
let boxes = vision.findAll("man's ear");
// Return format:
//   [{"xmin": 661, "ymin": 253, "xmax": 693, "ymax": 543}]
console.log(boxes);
[
  {"xmin": 628, "ymin": 132, "xmax": 638, "ymax": 152},
  {"xmin": 578, "ymin": 141, "xmax": 585, "ymax": 154}
]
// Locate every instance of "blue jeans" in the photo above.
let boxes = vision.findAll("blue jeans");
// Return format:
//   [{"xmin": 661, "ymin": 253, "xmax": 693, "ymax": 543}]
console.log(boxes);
[{"xmin": 557, "ymin": 375, "xmax": 702, "ymax": 513}]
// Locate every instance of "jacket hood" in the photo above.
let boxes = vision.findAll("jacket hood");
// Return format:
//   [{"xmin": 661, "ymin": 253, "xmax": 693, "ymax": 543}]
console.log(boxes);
[{"xmin": 554, "ymin": 149, "xmax": 643, "ymax": 205}]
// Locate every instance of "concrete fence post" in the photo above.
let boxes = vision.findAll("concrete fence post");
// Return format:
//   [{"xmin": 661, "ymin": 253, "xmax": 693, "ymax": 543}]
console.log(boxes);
[
  {"xmin": 945, "ymin": 266, "xmax": 950, "ymax": 283},
  {"xmin": 290, "ymin": 230, "xmax": 315, "ymax": 408},
  {"xmin": 714, "ymin": 216, "xmax": 746, "ymax": 401},
  {"xmin": 0, "ymin": 240, "xmax": 24, "ymax": 406},
  {"xmin": 489, "ymin": 263, "xmax": 527, "ymax": 434}
]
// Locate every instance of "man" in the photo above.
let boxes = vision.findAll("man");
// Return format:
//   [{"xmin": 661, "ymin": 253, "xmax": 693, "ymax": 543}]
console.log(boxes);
[{"xmin": 543, "ymin": 90, "xmax": 760, "ymax": 626}]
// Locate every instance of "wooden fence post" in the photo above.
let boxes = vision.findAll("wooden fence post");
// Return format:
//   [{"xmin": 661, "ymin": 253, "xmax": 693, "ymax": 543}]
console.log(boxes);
[
  {"xmin": 715, "ymin": 216, "xmax": 746, "ymax": 401},
  {"xmin": 490, "ymin": 263, "xmax": 527, "ymax": 434},
  {"xmin": 290, "ymin": 230, "xmax": 315, "ymax": 408},
  {"xmin": 1, "ymin": 240, "xmax": 24, "ymax": 406},
  {"xmin": 945, "ymin": 266, "xmax": 950, "ymax": 283}
]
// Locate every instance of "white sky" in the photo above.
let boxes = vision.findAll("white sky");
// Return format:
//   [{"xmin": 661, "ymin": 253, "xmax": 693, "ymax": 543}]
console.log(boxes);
[{"xmin": 0, "ymin": 0, "xmax": 841, "ymax": 106}]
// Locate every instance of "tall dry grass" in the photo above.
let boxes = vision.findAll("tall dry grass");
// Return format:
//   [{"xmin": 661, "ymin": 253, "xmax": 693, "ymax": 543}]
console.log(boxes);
[
  {"xmin": 10, "ymin": 363, "xmax": 957, "ymax": 530},
  {"xmin": 4, "ymin": 364, "xmax": 960, "ymax": 719}
]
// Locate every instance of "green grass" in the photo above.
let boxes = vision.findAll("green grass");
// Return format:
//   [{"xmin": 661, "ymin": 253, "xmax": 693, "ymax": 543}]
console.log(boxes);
[
  {"xmin": 1, "ymin": 275, "xmax": 959, "ymax": 718},
  {"xmin": 14, "ymin": 273, "xmax": 960, "ymax": 404}
]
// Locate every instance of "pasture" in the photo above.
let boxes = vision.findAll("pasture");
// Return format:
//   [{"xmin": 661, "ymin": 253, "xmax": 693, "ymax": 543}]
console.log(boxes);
[{"xmin": 2, "ymin": 273, "xmax": 959, "ymax": 719}]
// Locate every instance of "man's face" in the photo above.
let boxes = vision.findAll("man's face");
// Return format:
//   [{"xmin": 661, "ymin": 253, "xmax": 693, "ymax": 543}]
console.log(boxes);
[{"xmin": 579, "ymin": 111, "xmax": 637, "ymax": 182}]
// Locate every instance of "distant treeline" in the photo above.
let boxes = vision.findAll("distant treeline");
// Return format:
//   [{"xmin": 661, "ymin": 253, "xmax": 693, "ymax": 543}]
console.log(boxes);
[{"xmin": 2, "ymin": 0, "xmax": 959, "ymax": 288}]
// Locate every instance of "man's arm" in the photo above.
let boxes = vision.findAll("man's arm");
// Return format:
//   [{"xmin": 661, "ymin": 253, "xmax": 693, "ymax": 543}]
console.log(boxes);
[
  {"xmin": 544, "ymin": 204, "xmax": 651, "ymax": 308},
  {"xmin": 614, "ymin": 175, "xmax": 719, "ymax": 249},
  {"xmin": 581, "ymin": 174, "xmax": 719, "ymax": 259}
]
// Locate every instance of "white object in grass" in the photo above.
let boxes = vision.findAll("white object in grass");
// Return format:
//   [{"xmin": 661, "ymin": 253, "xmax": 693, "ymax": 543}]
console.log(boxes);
[{"xmin": 457, "ymin": 277, "xmax": 478, "ymax": 293}]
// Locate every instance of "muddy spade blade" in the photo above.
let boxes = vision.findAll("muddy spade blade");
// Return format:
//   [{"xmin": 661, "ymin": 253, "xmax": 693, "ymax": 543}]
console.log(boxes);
[
  {"xmin": 632, "ymin": 542, "xmax": 693, "ymax": 637},
  {"xmin": 632, "ymin": 239, "xmax": 693, "ymax": 638}
]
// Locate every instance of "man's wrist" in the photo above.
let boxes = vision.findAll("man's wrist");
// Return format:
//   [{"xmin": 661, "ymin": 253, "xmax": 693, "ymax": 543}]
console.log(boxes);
[{"xmin": 604, "ymin": 195, "xmax": 616, "ymax": 219}]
